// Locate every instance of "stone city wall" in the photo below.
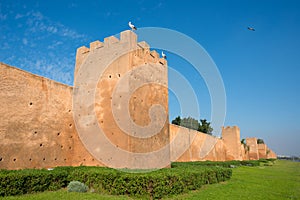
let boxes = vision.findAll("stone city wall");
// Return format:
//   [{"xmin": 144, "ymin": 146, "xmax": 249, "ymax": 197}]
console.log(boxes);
[
  {"xmin": 169, "ymin": 124, "xmax": 277, "ymax": 162},
  {"xmin": 0, "ymin": 63, "xmax": 101, "ymax": 170},
  {"xmin": 0, "ymin": 30, "xmax": 276, "ymax": 170}
]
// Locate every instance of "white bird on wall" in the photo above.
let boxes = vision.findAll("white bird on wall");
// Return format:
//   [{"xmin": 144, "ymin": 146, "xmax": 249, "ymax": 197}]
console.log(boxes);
[
  {"xmin": 128, "ymin": 21, "xmax": 137, "ymax": 30},
  {"xmin": 162, "ymin": 51, "xmax": 166, "ymax": 59}
]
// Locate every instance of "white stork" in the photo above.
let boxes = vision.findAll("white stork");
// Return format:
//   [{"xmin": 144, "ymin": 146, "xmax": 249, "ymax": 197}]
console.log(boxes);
[{"xmin": 128, "ymin": 21, "xmax": 137, "ymax": 30}]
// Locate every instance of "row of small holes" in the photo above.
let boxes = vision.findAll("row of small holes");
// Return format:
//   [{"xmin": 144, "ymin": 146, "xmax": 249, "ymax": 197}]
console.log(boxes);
[
  {"xmin": 39, "ymin": 144, "xmax": 72, "ymax": 150},
  {"xmin": 0, "ymin": 158, "xmax": 15, "ymax": 162},
  {"xmin": 34, "ymin": 132, "xmax": 72, "ymax": 137},
  {"xmin": 82, "ymin": 158, "xmax": 95, "ymax": 161},
  {"xmin": 1, "ymin": 157, "xmax": 96, "ymax": 162},
  {"xmin": 108, "ymin": 74, "xmax": 121, "ymax": 78},
  {"xmin": 8, "ymin": 158, "xmax": 69, "ymax": 162},
  {"xmin": 29, "ymin": 102, "xmax": 72, "ymax": 114}
]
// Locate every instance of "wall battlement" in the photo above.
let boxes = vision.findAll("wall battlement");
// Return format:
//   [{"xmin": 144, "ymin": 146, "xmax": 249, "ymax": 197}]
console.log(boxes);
[{"xmin": 74, "ymin": 30, "xmax": 166, "ymax": 84}]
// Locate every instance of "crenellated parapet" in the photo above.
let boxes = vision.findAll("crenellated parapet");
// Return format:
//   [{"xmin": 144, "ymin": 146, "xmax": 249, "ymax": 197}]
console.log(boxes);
[{"xmin": 74, "ymin": 30, "xmax": 166, "ymax": 84}]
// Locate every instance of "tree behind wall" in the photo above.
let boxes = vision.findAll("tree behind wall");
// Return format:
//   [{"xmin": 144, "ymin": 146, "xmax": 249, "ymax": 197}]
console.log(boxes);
[
  {"xmin": 171, "ymin": 116, "xmax": 181, "ymax": 126},
  {"xmin": 198, "ymin": 119, "xmax": 213, "ymax": 135},
  {"xmin": 257, "ymin": 138, "xmax": 265, "ymax": 144},
  {"xmin": 180, "ymin": 117, "xmax": 200, "ymax": 131},
  {"xmin": 171, "ymin": 116, "xmax": 213, "ymax": 135}
]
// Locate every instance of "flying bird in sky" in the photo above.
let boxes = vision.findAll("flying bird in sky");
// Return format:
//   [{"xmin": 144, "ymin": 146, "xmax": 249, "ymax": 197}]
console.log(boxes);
[
  {"xmin": 162, "ymin": 51, "xmax": 166, "ymax": 59},
  {"xmin": 247, "ymin": 27, "xmax": 255, "ymax": 31},
  {"xmin": 128, "ymin": 21, "xmax": 137, "ymax": 30}
]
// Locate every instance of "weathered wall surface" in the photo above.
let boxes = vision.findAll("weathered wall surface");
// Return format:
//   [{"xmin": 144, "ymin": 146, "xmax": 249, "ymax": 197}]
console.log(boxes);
[
  {"xmin": 0, "ymin": 63, "xmax": 101, "ymax": 170},
  {"xmin": 246, "ymin": 138, "xmax": 259, "ymax": 160},
  {"xmin": 222, "ymin": 126, "xmax": 243, "ymax": 161},
  {"xmin": 170, "ymin": 124, "xmax": 276, "ymax": 162},
  {"xmin": 267, "ymin": 149, "xmax": 277, "ymax": 159},
  {"xmin": 241, "ymin": 144, "xmax": 250, "ymax": 160},
  {"xmin": 258, "ymin": 143, "xmax": 267, "ymax": 159},
  {"xmin": 170, "ymin": 124, "xmax": 225, "ymax": 162}
]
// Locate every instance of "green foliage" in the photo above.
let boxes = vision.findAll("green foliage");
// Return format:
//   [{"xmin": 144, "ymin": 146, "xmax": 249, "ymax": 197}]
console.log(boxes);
[
  {"xmin": 0, "ymin": 163, "xmax": 232, "ymax": 199},
  {"xmin": 171, "ymin": 116, "xmax": 213, "ymax": 135},
  {"xmin": 171, "ymin": 160, "xmax": 266, "ymax": 169},
  {"xmin": 257, "ymin": 138, "xmax": 265, "ymax": 144},
  {"xmin": 241, "ymin": 139, "xmax": 250, "ymax": 152},
  {"xmin": 197, "ymin": 119, "xmax": 213, "ymax": 135},
  {"xmin": 241, "ymin": 139, "xmax": 246, "ymax": 144},
  {"xmin": 0, "ymin": 168, "xmax": 69, "ymax": 196},
  {"xmin": 171, "ymin": 116, "xmax": 181, "ymax": 126},
  {"xmin": 67, "ymin": 181, "xmax": 88, "ymax": 193},
  {"xmin": 180, "ymin": 117, "xmax": 200, "ymax": 131},
  {"xmin": 67, "ymin": 165, "xmax": 232, "ymax": 199}
]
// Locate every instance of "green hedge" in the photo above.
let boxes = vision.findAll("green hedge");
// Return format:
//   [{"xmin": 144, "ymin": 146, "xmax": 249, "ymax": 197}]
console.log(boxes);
[
  {"xmin": 65, "ymin": 165, "xmax": 232, "ymax": 199},
  {"xmin": 0, "ymin": 169, "xmax": 69, "ymax": 196},
  {"xmin": 0, "ymin": 159, "xmax": 275, "ymax": 198},
  {"xmin": 172, "ymin": 159, "xmax": 274, "ymax": 168},
  {"xmin": 0, "ymin": 164, "xmax": 232, "ymax": 199}
]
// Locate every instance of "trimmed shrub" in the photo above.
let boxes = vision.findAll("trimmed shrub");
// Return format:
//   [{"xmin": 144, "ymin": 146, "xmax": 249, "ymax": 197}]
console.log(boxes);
[
  {"xmin": 0, "ymin": 169, "xmax": 69, "ymax": 196},
  {"xmin": 67, "ymin": 181, "xmax": 88, "ymax": 193}
]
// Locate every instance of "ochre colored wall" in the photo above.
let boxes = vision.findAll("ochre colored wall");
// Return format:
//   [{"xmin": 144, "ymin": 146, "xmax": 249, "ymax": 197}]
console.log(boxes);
[
  {"xmin": 241, "ymin": 144, "xmax": 250, "ymax": 160},
  {"xmin": 258, "ymin": 143, "xmax": 267, "ymax": 159},
  {"xmin": 221, "ymin": 126, "xmax": 243, "ymax": 161},
  {"xmin": 0, "ymin": 30, "xmax": 170, "ymax": 170},
  {"xmin": 73, "ymin": 30, "xmax": 170, "ymax": 169},
  {"xmin": 246, "ymin": 138, "xmax": 259, "ymax": 160},
  {"xmin": 267, "ymin": 149, "xmax": 277, "ymax": 159},
  {"xmin": 0, "ymin": 63, "xmax": 102, "ymax": 170},
  {"xmin": 170, "ymin": 124, "xmax": 276, "ymax": 163},
  {"xmin": 170, "ymin": 124, "xmax": 225, "ymax": 162}
]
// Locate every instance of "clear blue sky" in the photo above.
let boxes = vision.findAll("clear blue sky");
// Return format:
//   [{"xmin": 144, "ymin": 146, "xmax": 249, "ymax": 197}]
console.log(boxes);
[{"xmin": 0, "ymin": 0, "xmax": 299, "ymax": 156}]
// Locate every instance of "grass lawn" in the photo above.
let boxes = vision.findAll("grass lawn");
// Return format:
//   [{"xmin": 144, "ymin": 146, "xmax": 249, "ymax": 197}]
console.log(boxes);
[
  {"xmin": 164, "ymin": 160, "xmax": 300, "ymax": 200},
  {"xmin": 1, "ymin": 160, "xmax": 299, "ymax": 200},
  {"xmin": 0, "ymin": 190, "xmax": 133, "ymax": 200}
]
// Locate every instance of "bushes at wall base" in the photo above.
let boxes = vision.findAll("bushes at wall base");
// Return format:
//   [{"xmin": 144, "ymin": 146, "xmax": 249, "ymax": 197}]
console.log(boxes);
[
  {"xmin": 171, "ymin": 159, "xmax": 275, "ymax": 168},
  {"xmin": 0, "ymin": 160, "xmax": 273, "ymax": 198},
  {"xmin": 67, "ymin": 166, "xmax": 232, "ymax": 199},
  {"xmin": 0, "ymin": 165, "xmax": 231, "ymax": 198},
  {"xmin": 67, "ymin": 181, "xmax": 88, "ymax": 193},
  {"xmin": 0, "ymin": 169, "xmax": 69, "ymax": 196}
]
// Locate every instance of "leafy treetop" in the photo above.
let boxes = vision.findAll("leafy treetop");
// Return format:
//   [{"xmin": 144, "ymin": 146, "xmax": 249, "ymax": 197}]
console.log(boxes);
[{"xmin": 171, "ymin": 116, "xmax": 213, "ymax": 135}]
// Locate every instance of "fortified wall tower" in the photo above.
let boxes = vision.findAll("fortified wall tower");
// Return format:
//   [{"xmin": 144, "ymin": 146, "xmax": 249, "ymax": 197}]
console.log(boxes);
[{"xmin": 73, "ymin": 30, "xmax": 170, "ymax": 169}]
